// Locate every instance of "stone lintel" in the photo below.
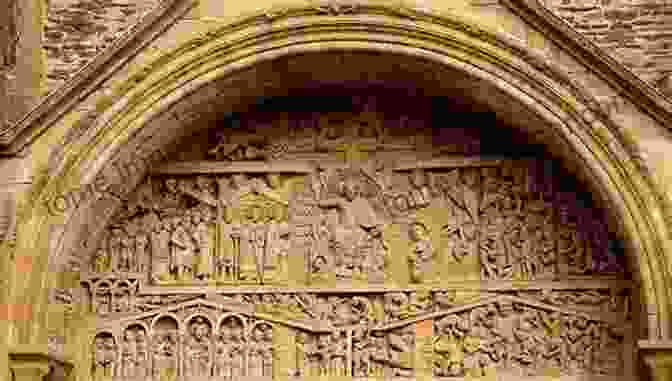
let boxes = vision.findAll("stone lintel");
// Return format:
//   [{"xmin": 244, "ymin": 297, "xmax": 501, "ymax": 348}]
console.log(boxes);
[
  {"xmin": 152, "ymin": 160, "xmax": 316, "ymax": 174},
  {"xmin": 138, "ymin": 279, "xmax": 632, "ymax": 294},
  {"xmin": 394, "ymin": 156, "xmax": 509, "ymax": 170}
]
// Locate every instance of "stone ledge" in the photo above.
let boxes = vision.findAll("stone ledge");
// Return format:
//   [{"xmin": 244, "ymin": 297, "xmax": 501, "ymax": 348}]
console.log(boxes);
[
  {"xmin": 9, "ymin": 345, "xmax": 74, "ymax": 381},
  {"xmin": 638, "ymin": 341, "xmax": 672, "ymax": 381}
]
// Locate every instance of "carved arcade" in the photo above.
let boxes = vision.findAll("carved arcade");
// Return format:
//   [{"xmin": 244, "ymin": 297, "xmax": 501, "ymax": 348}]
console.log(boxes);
[{"xmin": 80, "ymin": 96, "xmax": 631, "ymax": 380}]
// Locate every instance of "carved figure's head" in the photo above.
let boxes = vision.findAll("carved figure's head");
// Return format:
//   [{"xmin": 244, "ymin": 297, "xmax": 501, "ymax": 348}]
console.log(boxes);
[
  {"xmin": 409, "ymin": 222, "xmax": 429, "ymax": 241},
  {"xmin": 232, "ymin": 173, "xmax": 248, "ymax": 189},
  {"xmin": 196, "ymin": 176, "xmax": 211, "ymax": 191},
  {"xmin": 410, "ymin": 168, "xmax": 426, "ymax": 187},
  {"xmin": 461, "ymin": 220, "xmax": 477, "ymax": 240},
  {"xmin": 296, "ymin": 331, "xmax": 309, "ymax": 344},
  {"xmin": 123, "ymin": 329, "xmax": 135, "ymax": 342},
  {"xmin": 462, "ymin": 168, "xmax": 480, "ymax": 187},
  {"xmin": 165, "ymin": 178, "xmax": 178, "ymax": 193},
  {"xmin": 263, "ymin": 326, "xmax": 273, "ymax": 342},
  {"xmin": 192, "ymin": 212, "xmax": 201, "ymax": 224},
  {"xmin": 339, "ymin": 177, "xmax": 359, "ymax": 201},
  {"xmin": 191, "ymin": 317, "xmax": 210, "ymax": 341},
  {"xmin": 266, "ymin": 173, "xmax": 282, "ymax": 189},
  {"xmin": 312, "ymin": 255, "xmax": 327, "ymax": 272}
]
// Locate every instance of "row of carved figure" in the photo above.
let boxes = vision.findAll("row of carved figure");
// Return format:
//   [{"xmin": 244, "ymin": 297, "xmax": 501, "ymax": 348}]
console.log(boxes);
[
  {"xmin": 295, "ymin": 326, "xmax": 415, "ymax": 378},
  {"xmin": 432, "ymin": 303, "xmax": 624, "ymax": 377},
  {"xmin": 93, "ymin": 317, "xmax": 273, "ymax": 380},
  {"xmin": 87, "ymin": 283, "xmax": 628, "ymax": 324},
  {"xmin": 93, "ymin": 310, "xmax": 624, "ymax": 380},
  {"xmin": 92, "ymin": 162, "xmax": 624, "ymax": 286}
]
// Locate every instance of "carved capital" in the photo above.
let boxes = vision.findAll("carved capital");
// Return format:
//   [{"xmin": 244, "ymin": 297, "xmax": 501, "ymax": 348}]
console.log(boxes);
[
  {"xmin": 9, "ymin": 349, "xmax": 52, "ymax": 381},
  {"xmin": 639, "ymin": 341, "xmax": 672, "ymax": 381}
]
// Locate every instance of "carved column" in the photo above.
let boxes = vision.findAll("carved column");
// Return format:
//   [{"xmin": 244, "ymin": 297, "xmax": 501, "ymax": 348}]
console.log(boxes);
[{"xmin": 639, "ymin": 342, "xmax": 672, "ymax": 381}]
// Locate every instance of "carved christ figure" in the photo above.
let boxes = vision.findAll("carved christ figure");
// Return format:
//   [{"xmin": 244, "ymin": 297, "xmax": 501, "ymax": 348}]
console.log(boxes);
[{"xmin": 317, "ymin": 175, "xmax": 382, "ymax": 278}]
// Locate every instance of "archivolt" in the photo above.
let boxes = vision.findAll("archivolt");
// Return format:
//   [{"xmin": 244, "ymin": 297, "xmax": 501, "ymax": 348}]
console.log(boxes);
[{"xmin": 14, "ymin": 4, "xmax": 671, "ymax": 347}]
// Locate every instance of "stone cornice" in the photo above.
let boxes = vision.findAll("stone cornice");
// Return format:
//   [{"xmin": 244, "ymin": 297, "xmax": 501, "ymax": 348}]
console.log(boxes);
[{"xmin": 0, "ymin": 0, "xmax": 199, "ymax": 155}]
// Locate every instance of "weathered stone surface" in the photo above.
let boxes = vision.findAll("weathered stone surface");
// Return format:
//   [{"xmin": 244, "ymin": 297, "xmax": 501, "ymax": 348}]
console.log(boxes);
[
  {"xmin": 544, "ymin": 0, "xmax": 672, "ymax": 93},
  {"xmin": 44, "ymin": 0, "xmax": 160, "ymax": 92}
]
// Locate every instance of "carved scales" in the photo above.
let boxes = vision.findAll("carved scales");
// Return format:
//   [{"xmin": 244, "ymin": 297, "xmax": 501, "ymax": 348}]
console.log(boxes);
[{"xmin": 83, "ymin": 95, "xmax": 632, "ymax": 380}]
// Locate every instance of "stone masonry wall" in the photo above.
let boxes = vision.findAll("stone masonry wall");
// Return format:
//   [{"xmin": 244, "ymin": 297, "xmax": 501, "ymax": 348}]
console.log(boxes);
[
  {"xmin": 41, "ymin": 0, "xmax": 672, "ymax": 98},
  {"xmin": 44, "ymin": 0, "xmax": 159, "ymax": 93},
  {"xmin": 544, "ymin": 0, "xmax": 672, "ymax": 96}
]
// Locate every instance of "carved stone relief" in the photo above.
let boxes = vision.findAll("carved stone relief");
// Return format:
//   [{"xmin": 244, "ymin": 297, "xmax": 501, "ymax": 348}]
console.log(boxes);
[{"xmin": 81, "ymin": 94, "xmax": 631, "ymax": 380}]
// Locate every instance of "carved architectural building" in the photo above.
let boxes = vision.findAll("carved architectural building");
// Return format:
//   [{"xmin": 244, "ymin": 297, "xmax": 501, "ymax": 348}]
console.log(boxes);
[{"xmin": 2, "ymin": 0, "xmax": 672, "ymax": 381}]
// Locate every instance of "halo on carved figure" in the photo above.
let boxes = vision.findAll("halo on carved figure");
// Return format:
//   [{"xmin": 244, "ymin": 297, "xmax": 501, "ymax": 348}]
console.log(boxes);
[
  {"xmin": 122, "ymin": 321, "xmax": 150, "ymax": 336},
  {"xmin": 183, "ymin": 314, "xmax": 214, "ymax": 336},
  {"xmin": 217, "ymin": 313, "xmax": 247, "ymax": 334},
  {"xmin": 249, "ymin": 321, "xmax": 274, "ymax": 339},
  {"xmin": 151, "ymin": 314, "xmax": 180, "ymax": 334},
  {"xmin": 91, "ymin": 332, "xmax": 118, "ymax": 380}
]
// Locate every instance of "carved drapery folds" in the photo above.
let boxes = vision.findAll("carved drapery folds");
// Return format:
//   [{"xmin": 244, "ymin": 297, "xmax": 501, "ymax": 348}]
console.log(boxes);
[{"xmin": 82, "ymin": 96, "xmax": 631, "ymax": 380}]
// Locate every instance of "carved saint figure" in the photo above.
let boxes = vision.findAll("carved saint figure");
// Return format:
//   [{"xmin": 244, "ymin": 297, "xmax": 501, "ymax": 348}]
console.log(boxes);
[
  {"xmin": 120, "ymin": 329, "xmax": 137, "ymax": 378},
  {"xmin": 170, "ymin": 218, "xmax": 195, "ymax": 281},
  {"xmin": 93, "ymin": 248, "xmax": 110, "ymax": 273},
  {"xmin": 387, "ymin": 325, "xmax": 415, "ymax": 377},
  {"xmin": 248, "ymin": 326, "xmax": 265, "ymax": 377},
  {"xmin": 152, "ymin": 333, "xmax": 178, "ymax": 381},
  {"xmin": 408, "ymin": 168, "xmax": 432, "ymax": 209},
  {"xmin": 184, "ymin": 317, "xmax": 213, "ymax": 378},
  {"xmin": 480, "ymin": 215, "xmax": 513, "ymax": 279},
  {"xmin": 193, "ymin": 210, "xmax": 215, "ymax": 281},
  {"xmin": 135, "ymin": 329, "xmax": 149, "ymax": 379},
  {"xmin": 120, "ymin": 231, "xmax": 135, "ymax": 272},
  {"xmin": 262, "ymin": 325, "xmax": 274, "ymax": 377},
  {"xmin": 295, "ymin": 332, "xmax": 311, "ymax": 377},
  {"xmin": 108, "ymin": 228, "xmax": 123, "ymax": 271},
  {"xmin": 434, "ymin": 315, "xmax": 468, "ymax": 376},
  {"xmin": 135, "ymin": 233, "xmax": 149, "ymax": 273},
  {"xmin": 329, "ymin": 330, "xmax": 348, "ymax": 376},
  {"xmin": 151, "ymin": 218, "xmax": 172, "ymax": 282},
  {"xmin": 94, "ymin": 287, "xmax": 110, "ymax": 315},
  {"xmin": 229, "ymin": 321, "xmax": 245, "ymax": 378},
  {"xmin": 214, "ymin": 329, "xmax": 231, "ymax": 379},
  {"xmin": 408, "ymin": 222, "xmax": 434, "ymax": 283},
  {"xmin": 93, "ymin": 335, "xmax": 116, "ymax": 381},
  {"xmin": 264, "ymin": 222, "xmax": 291, "ymax": 283},
  {"xmin": 352, "ymin": 328, "xmax": 372, "ymax": 377}
]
